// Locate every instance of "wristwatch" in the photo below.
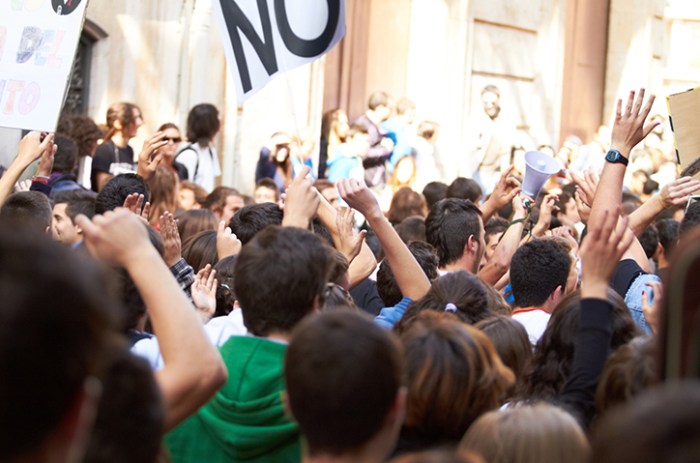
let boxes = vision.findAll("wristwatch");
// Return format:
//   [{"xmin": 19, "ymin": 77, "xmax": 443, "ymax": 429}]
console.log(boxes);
[{"xmin": 605, "ymin": 149, "xmax": 628, "ymax": 166}]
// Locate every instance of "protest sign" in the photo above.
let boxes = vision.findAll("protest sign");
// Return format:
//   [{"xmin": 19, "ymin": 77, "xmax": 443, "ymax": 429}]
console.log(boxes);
[
  {"xmin": 667, "ymin": 86, "xmax": 700, "ymax": 179},
  {"xmin": 213, "ymin": 0, "xmax": 345, "ymax": 103},
  {"xmin": 0, "ymin": 0, "xmax": 89, "ymax": 132}
]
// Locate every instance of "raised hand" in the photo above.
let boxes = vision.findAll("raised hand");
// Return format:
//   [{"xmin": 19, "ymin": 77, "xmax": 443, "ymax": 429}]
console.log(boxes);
[
  {"xmin": 14, "ymin": 180, "xmax": 31, "ymax": 192},
  {"xmin": 159, "ymin": 211, "xmax": 182, "ymax": 266},
  {"xmin": 137, "ymin": 132, "xmax": 167, "ymax": 180},
  {"xmin": 641, "ymin": 280, "xmax": 662, "ymax": 334},
  {"xmin": 533, "ymin": 193, "xmax": 558, "ymax": 237},
  {"xmin": 16, "ymin": 132, "xmax": 55, "ymax": 168},
  {"xmin": 611, "ymin": 88, "xmax": 659, "ymax": 155},
  {"xmin": 334, "ymin": 207, "xmax": 367, "ymax": 263},
  {"xmin": 192, "ymin": 264, "xmax": 218, "ymax": 321},
  {"xmin": 658, "ymin": 176, "xmax": 700, "ymax": 208},
  {"xmin": 75, "ymin": 208, "xmax": 153, "ymax": 267},
  {"xmin": 579, "ymin": 209, "xmax": 634, "ymax": 299},
  {"xmin": 34, "ymin": 136, "xmax": 57, "ymax": 178},
  {"xmin": 216, "ymin": 220, "xmax": 241, "ymax": 259},
  {"xmin": 282, "ymin": 165, "xmax": 319, "ymax": 228},
  {"xmin": 487, "ymin": 166, "xmax": 521, "ymax": 207},
  {"xmin": 122, "ymin": 192, "xmax": 150, "ymax": 222},
  {"xmin": 337, "ymin": 177, "xmax": 383, "ymax": 221}
]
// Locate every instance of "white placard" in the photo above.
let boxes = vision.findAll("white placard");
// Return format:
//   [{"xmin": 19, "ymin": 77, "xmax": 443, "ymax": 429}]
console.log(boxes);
[
  {"xmin": 213, "ymin": 0, "xmax": 346, "ymax": 103},
  {"xmin": 0, "ymin": 0, "xmax": 89, "ymax": 132}
]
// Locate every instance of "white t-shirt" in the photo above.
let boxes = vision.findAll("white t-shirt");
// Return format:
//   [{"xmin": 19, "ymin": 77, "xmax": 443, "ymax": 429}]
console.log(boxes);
[
  {"xmin": 177, "ymin": 142, "xmax": 221, "ymax": 192},
  {"xmin": 511, "ymin": 308, "xmax": 551, "ymax": 347}
]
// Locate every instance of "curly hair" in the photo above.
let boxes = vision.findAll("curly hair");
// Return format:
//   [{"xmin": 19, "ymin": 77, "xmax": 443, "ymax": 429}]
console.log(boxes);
[{"xmin": 57, "ymin": 114, "xmax": 103, "ymax": 157}]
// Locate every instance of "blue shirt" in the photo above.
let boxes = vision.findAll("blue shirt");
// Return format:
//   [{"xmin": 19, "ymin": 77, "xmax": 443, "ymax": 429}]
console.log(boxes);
[{"xmin": 374, "ymin": 297, "xmax": 413, "ymax": 330}]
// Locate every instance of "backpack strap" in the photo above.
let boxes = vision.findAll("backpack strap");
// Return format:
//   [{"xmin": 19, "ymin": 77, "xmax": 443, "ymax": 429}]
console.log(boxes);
[{"xmin": 175, "ymin": 144, "xmax": 199, "ymax": 180}]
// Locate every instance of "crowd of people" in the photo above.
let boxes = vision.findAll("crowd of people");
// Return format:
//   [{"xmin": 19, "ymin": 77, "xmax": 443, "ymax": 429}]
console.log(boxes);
[{"xmin": 1, "ymin": 86, "xmax": 700, "ymax": 463}]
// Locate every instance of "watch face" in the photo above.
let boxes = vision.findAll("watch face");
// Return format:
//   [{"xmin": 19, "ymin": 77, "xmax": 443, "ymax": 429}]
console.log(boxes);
[
  {"xmin": 52, "ymin": 0, "xmax": 82, "ymax": 15},
  {"xmin": 606, "ymin": 150, "xmax": 620, "ymax": 162}
]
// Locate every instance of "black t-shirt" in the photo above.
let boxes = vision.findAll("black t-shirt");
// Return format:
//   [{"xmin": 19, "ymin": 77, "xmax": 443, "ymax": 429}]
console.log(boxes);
[
  {"xmin": 611, "ymin": 259, "xmax": 645, "ymax": 298},
  {"xmin": 91, "ymin": 140, "xmax": 136, "ymax": 191}
]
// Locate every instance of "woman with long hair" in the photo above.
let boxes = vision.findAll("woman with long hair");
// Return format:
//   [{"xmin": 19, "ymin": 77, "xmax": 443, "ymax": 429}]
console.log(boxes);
[
  {"xmin": 319, "ymin": 109, "xmax": 350, "ymax": 178},
  {"xmin": 176, "ymin": 104, "xmax": 221, "ymax": 192},
  {"xmin": 91, "ymin": 102, "xmax": 143, "ymax": 192}
]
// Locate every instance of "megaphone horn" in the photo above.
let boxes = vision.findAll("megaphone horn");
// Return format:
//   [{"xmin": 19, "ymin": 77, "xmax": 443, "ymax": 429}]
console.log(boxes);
[{"xmin": 522, "ymin": 151, "xmax": 562, "ymax": 198}]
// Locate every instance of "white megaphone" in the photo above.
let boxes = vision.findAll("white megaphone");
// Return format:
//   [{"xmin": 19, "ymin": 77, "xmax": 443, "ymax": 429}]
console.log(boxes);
[{"xmin": 522, "ymin": 151, "xmax": 562, "ymax": 198}]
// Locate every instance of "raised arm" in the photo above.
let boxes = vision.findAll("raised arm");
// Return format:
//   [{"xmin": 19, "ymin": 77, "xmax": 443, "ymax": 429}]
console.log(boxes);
[
  {"xmin": 338, "ymin": 179, "xmax": 430, "ymax": 301},
  {"xmin": 282, "ymin": 166, "xmax": 319, "ymax": 229},
  {"xmin": 0, "ymin": 132, "xmax": 54, "ymax": 205},
  {"xmin": 315, "ymin": 191, "xmax": 377, "ymax": 287},
  {"xmin": 559, "ymin": 209, "xmax": 635, "ymax": 429},
  {"xmin": 628, "ymin": 176, "xmax": 700, "ymax": 236},
  {"xmin": 589, "ymin": 89, "xmax": 657, "ymax": 230},
  {"xmin": 480, "ymin": 166, "xmax": 521, "ymax": 223},
  {"xmin": 76, "ymin": 209, "xmax": 227, "ymax": 431},
  {"xmin": 478, "ymin": 193, "xmax": 528, "ymax": 286}
]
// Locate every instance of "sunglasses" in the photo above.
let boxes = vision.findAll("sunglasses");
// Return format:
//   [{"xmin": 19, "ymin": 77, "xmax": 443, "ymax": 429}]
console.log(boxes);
[{"xmin": 164, "ymin": 137, "xmax": 182, "ymax": 143}]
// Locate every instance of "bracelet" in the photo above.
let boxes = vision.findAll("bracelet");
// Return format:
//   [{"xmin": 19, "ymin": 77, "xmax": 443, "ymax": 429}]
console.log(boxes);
[
  {"xmin": 508, "ymin": 218, "xmax": 525, "ymax": 227},
  {"xmin": 31, "ymin": 176, "xmax": 49, "ymax": 184}
]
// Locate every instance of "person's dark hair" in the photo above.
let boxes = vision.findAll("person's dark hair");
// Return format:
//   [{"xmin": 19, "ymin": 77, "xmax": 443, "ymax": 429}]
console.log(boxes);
[
  {"xmin": 484, "ymin": 217, "xmax": 508, "ymax": 241},
  {"xmin": 176, "ymin": 209, "xmax": 217, "ymax": 243},
  {"xmin": 56, "ymin": 114, "xmax": 103, "ymax": 157},
  {"xmin": 182, "ymin": 230, "xmax": 218, "ymax": 273},
  {"xmin": 0, "ymin": 191, "xmax": 52, "ymax": 233},
  {"xmin": 234, "ymin": 226, "xmax": 332, "ymax": 336},
  {"xmin": 388, "ymin": 187, "xmax": 427, "ymax": 225},
  {"xmin": 422, "ymin": 182, "xmax": 448, "ymax": 210},
  {"xmin": 643, "ymin": 178, "xmax": 659, "ymax": 196},
  {"xmin": 519, "ymin": 289, "xmax": 638, "ymax": 401},
  {"xmin": 213, "ymin": 255, "xmax": 238, "ymax": 317},
  {"xmin": 639, "ymin": 224, "xmax": 659, "ymax": 259},
  {"xmin": 83, "ymin": 349, "xmax": 164, "ymax": 463},
  {"xmin": 476, "ymin": 316, "xmax": 532, "ymax": 384},
  {"xmin": 95, "ymin": 173, "xmax": 150, "ymax": 214},
  {"xmin": 510, "ymin": 239, "xmax": 572, "ymax": 308},
  {"xmin": 591, "ymin": 381, "xmax": 700, "ymax": 463},
  {"xmin": 396, "ymin": 271, "xmax": 492, "ymax": 332},
  {"xmin": 53, "ymin": 190, "xmax": 96, "ymax": 222},
  {"xmin": 679, "ymin": 200, "xmax": 700, "ymax": 237},
  {"xmin": 377, "ymin": 241, "xmax": 439, "ymax": 307},
  {"xmin": 186, "ymin": 103, "xmax": 220, "ymax": 143},
  {"xmin": 425, "ymin": 198, "xmax": 483, "ymax": 267},
  {"xmin": 447, "ymin": 178, "xmax": 482, "ymax": 203},
  {"xmin": 179, "ymin": 180, "xmax": 208, "ymax": 207},
  {"xmin": 391, "ymin": 449, "xmax": 484, "ymax": 463},
  {"xmin": 285, "ymin": 312, "xmax": 403, "ymax": 456},
  {"xmin": 255, "ymin": 178, "xmax": 280, "ymax": 201},
  {"xmin": 52, "ymin": 134, "xmax": 79, "ymax": 173},
  {"xmin": 368, "ymin": 91, "xmax": 389, "ymax": 110},
  {"xmin": 228, "ymin": 202, "xmax": 283, "ymax": 245},
  {"xmin": 0, "ymin": 229, "xmax": 113, "ymax": 461},
  {"xmin": 203, "ymin": 186, "xmax": 241, "ymax": 213},
  {"xmin": 595, "ymin": 336, "xmax": 658, "ymax": 415},
  {"xmin": 655, "ymin": 218, "xmax": 679, "ymax": 258},
  {"xmin": 400, "ymin": 311, "xmax": 514, "ymax": 449},
  {"xmin": 395, "ymin": 216, "xmax": 427, "ymax": 244}
]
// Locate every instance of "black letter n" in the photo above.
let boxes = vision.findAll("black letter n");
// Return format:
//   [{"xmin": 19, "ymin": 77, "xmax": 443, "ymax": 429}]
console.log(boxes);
[{"xmin": 220, "ymin": 0, "xmax": 278, "ymax": 94}]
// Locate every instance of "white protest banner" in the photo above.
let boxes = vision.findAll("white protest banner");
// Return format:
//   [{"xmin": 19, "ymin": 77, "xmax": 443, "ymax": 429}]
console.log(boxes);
[
  {"xmin": 0, "ymin": 0, "xmax": 89, "ymax": 132},
  {"xmin": 213, "ymin": 0, "xmax": 345, "ymax": 103}
]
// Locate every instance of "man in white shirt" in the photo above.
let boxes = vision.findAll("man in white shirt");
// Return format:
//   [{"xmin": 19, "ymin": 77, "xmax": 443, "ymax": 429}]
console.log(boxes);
[{"xmin": 509, "ymin": 239, "xmax": 578, "ymax": 346}]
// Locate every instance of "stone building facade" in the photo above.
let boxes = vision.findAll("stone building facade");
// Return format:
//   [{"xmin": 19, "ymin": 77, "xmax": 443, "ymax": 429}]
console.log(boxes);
[{"xmin": 1, "ymin": 0, "xmax": 699, "ymax": 193}]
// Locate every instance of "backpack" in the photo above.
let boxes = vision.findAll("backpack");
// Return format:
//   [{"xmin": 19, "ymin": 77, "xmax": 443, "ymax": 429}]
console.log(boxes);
[{"xmin": 174, "ymin": 143, "xmax": 215, "ymax": 181}]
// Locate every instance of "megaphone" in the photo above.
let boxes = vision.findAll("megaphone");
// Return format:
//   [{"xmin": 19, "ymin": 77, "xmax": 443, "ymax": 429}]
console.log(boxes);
[{"xmin": 522, "ymin": 151, "xmax": 562, "ymax": 198}]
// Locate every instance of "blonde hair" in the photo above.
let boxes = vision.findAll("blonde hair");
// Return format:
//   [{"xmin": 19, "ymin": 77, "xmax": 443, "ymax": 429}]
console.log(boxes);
[{"xmin": 460, "ymin": 403, "xmax": 589, "ymax": 463}]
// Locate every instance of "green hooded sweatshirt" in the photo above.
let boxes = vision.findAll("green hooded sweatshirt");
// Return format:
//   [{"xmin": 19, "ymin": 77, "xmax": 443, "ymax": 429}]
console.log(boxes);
[{"xmin": 165, "ymin": 336, "xmax": 301, "ymax": 463}]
